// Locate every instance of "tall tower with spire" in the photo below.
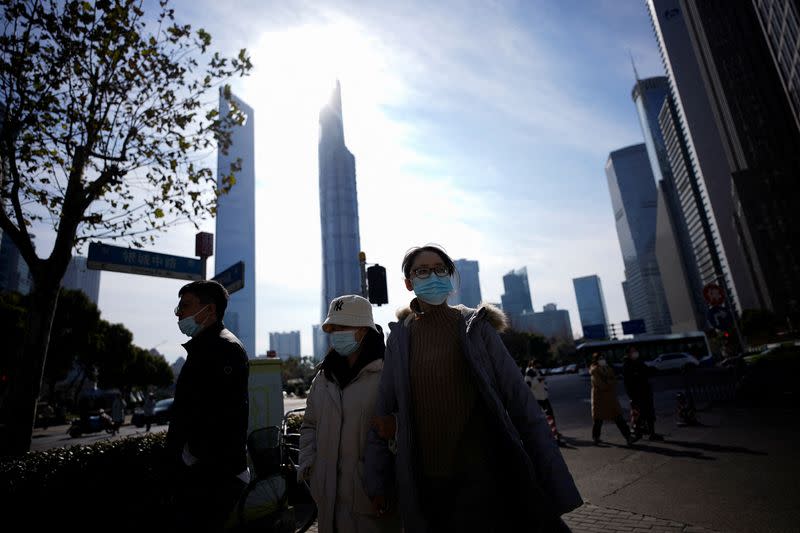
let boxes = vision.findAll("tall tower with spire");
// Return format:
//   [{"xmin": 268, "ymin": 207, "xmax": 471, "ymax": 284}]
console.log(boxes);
[{"xmin": 318, "ymin": 81, "xmax": 362, "ymax": 339}]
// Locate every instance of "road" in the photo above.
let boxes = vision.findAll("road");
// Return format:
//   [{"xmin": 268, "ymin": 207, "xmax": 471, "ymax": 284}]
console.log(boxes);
[{"xmin": 29, "ymin": 370, "xmax": 703, "ymax": 453}]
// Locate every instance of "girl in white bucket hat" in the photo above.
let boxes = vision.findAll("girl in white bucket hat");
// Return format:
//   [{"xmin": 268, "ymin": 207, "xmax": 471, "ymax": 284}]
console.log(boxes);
[{"xmin": 298, "ymin": 294, "xmax": 400, "ymax": 533}]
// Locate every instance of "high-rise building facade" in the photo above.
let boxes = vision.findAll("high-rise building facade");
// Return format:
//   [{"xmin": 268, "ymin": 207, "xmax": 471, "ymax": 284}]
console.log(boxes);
[
  {"xmin": 632, "ymin": 76, "xmax": 706, "ymax": 331},
  {"xmin": 312, "ymin": 324, "xmax": 327, "ymax": 361},
  {"xmin": 646, "ymin": 0, "xmax": 760, "ymax": 315},
  {"xmin": 269, "ymin": 331, "xmax": 301, "ymax": 359},
  {"xmin": 319, "ymin": 81, "xmax": 362, "ymax": 329},
  {"xmin": 680, "ymin": 0, "xmax": 800, "ymax": 321},
  {"xmin": 573, "ymin": 275, "xmax": 609, "ymax": 334},
  {"xmin": 61, "ymin": 256, "xmax": 101, "ymax": 305},
  {"xmin": 216, "ymin": 90, "xmax": 256, "ymax": 358},
  {"xmin": 0, "ymin": 230, "xmax": 32, "ymax": 294},
  {"xmin": 606, "ymin": 144, "xmax": 672, "ymax": 335},
  {"xmin": 448, "ymin": 259, "xmax": 482, "ymax": 308},
  {"xmin": 514, "ymin": 304, "xmax": 573, "ymax": 341},
  {"xmin": 754, "ymin": 0, "xmax": 800, "ymax": 133},
  {"xmin": 500, "ymin": 267, "xmax": 533, "ymax": 319}
]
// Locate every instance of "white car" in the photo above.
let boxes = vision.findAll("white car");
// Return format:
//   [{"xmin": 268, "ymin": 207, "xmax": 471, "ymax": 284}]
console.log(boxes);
[{"xmin": 645, "ymin": 352, "xmax": 699, "ymax": 372}]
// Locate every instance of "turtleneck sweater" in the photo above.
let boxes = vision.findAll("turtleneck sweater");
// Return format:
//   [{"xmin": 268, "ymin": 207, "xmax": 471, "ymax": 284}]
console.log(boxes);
[{"xmin": 408, "ymin": 301, "xmax": 481, "ymax": 478}]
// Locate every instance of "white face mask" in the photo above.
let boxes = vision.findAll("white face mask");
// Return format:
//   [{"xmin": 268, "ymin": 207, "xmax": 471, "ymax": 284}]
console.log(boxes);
[{"xmin": 598, "ymin": 359, "xmax": 607, "ymax": 367}]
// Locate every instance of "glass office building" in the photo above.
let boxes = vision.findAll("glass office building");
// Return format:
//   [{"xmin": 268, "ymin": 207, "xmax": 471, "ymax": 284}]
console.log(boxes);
[
  {"xmin": 216, "ymin": 91, "xmax": 256, "ymax": 358},
  {"xmin": 318, "ymin": 81, "xmax": 362, "ymax": 328}
]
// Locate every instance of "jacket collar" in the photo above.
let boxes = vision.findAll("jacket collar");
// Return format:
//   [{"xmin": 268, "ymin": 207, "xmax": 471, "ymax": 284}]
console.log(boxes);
[
  {"xmin": 182, "ymin": 321, "xmax": 225, "ymax": 351},
  {"xmin": 393, "ymin": 300, "xmax": 509, "ymax": 333}
]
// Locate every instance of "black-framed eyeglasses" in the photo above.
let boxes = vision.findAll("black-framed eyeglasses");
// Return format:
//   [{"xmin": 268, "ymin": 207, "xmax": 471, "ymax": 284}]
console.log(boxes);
[{"xmin": 411, "ymin": 266, "xmax": 450, "ymax": 279}]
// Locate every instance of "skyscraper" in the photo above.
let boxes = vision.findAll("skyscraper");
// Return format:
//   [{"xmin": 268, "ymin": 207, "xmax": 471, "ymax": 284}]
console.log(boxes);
[
  {"xmin": 216, "ymin": 90, "xmax": 256, "ymax": 358},
  {"xmin": 606, "ymin": 144, "xmax": 672, "ymax": 335},
  {"xmin": 680, "ymin": 0, "xmax": 800, "ymax": 322},
  {"xmin": 573, "ymin": 275, "xmax": 609, "ymax": 335},
  {"xmin": 646, "ymin": 0, "xmax": 760, "ymax": 315},
  {"xmin": 754, "ymin": 0, "xmax": 800, "ymax": 133},
  {"xmin": 632, "ymin": 76, "xmax": 705, "ymax": 331},
  {"xmin": 61, "ymin": 256, "xmax": 101, "ymax": 305},
  {"xmin": 500, "ymin": 267, "xmax": 533, "ymax": 319},
  {"xmin": 319, "ymin": 81, "xmax": 362, "ymax": 328},
  {"xmin": 269, "ymin": 331, "xmax": 301, "ymax": 359},
  {"xmin": 448, "ymin": 259, "xmax": 482, "ymax": 308}
]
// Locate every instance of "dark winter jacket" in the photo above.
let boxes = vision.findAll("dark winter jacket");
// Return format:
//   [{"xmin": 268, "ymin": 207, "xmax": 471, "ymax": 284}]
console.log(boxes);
[
  {"xmin": 365, "ymin": 302, "xmax": 582, "ymax": 532},
  {"xmin": 622, "ymin": 358, "xmax": 653, "ymax": 401},
  {"xmin": 167, "ymin": 322, "xmax": 250, "ymax": 476}
]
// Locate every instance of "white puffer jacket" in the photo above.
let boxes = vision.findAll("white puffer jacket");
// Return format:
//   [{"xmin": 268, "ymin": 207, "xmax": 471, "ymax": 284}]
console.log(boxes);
[
  {"xmin": 299, "ymin": 358, "xmax": 397, "ymax": 533},
  {"xmin": 525, "ymin": 368, "xmax": 549, "ymax": 401}
]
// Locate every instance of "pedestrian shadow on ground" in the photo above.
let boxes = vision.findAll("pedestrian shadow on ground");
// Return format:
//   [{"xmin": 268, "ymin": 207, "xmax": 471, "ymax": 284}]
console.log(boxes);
[
  {"xmin": 559, "ymin": 435, "xmax": 603, "ymax": 448},
  {"xmin": 613, "ymin": 442, "xmax": 716, "ymax": 461},
  {"xmin": 663, "ymin": 439, "xmax": 767, "ymax": 456}
]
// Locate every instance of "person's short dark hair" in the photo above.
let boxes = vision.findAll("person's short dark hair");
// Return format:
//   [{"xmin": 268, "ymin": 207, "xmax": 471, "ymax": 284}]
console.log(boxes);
[
  {"xmin": 401, "ymin": 244, "xmax": 459, "ymax": 283},
  {"xmin": 178, "ymin": 280, "xmax": 229, "ymax": 321}
]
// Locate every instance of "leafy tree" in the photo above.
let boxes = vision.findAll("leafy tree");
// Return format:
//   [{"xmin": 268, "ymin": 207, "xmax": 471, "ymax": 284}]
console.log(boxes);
[
  {"xmin": 116, "ymin": 346, "xmax": 173, "ymax": 391},
  {"xmin": 499, "ymin": 329, "xmax": 551, "ymax": 368},
  {"xmin": 0, "ymin": 0, "xmax": 251, "ymax": 453},
  {"xmin": 740, "ymin": 308, "xmax": 782, "ymax": 345}
]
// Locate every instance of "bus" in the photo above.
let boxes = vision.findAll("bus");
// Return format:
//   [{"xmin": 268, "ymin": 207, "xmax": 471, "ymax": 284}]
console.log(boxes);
[{"xmin": 576, "ymin": 331, "xmax": 713, "ymax": 369}]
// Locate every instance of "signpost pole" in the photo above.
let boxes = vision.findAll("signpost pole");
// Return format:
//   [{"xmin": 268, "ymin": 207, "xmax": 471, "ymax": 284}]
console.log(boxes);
[{"xmin": 359, "ymin": 251, "xmax": 368, "ymax": 299}]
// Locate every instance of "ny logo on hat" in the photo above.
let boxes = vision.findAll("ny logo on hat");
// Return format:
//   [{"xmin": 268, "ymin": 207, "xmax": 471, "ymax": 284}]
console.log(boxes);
[{"xmin": 333, "ymin": 300, "xmax": 344, "ymax": 311}]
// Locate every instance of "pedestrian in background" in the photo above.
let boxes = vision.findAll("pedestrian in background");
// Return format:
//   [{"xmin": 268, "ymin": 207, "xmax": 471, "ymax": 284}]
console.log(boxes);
[
  {"xmin": 143, "ymin": 393, "xmax": 156, "ymax": 432},
  {"xmin": 590, "ymin": 352, "xmax": 636, "ymax": 446},
  {"xmin": 167, "ymin": 280, "xmax": 250, "ymax": 531},
  {"xmin": 623, "ymin": 346, "xmax": 663, "ymax": 441},
  {"xmin": 366, "ymin": 244, "xmax": 581, "ymax": 532},
  {"xmin": 111, "ymin": 394, "xmax": 125, "ymax": 433},
  {"xmin": 299, "ymin": 295, "xmax": 400, "ymax": 533},
  {"xmin": 525, "ymin": 359, "xmax": 562, "ymax": 444}
]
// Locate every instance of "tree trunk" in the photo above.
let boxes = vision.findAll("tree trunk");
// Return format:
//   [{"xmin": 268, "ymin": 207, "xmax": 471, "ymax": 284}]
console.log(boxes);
[{"xmin": 0, "ymin": 281, "xmax": 60, "ymax": 456}]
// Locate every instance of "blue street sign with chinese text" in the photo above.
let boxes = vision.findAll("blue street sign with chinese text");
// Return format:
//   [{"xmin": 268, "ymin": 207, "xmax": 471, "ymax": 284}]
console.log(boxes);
[
  {"xmin": 87, "ymin": 242, "xmax": 203, "ymax": 281},
  {"xmin": 212, "ymin": 261, "xmax": 245, "ymax": 294}
]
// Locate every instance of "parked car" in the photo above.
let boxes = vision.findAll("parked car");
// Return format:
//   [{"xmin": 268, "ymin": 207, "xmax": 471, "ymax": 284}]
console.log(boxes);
[
  {"xmin": 564, "ymin": 363, "xmax": 578, "ymax": 374},
  {"xmin": 645, "ymin": 352, "xmax": 700, "ymax": 372},
  {"xmin": 132, "ymin": 397, "xmax": 173, "ymax": 427}
]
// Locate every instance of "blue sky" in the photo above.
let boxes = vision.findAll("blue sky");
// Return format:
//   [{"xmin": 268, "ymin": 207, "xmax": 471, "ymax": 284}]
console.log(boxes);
[{"xmin": 52, "ymin": 0, "xmax": 666, "ymax": 363}]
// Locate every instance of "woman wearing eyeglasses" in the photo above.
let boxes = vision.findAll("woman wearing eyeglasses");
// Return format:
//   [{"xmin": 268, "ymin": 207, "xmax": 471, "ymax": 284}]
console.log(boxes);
[{"xmin": 365, "ymin": 244, "xmax": 582, "ymax": 533}]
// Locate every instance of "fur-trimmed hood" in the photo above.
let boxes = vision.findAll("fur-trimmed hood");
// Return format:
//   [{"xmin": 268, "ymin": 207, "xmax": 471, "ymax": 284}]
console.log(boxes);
[{"xmin": 395, "ymin": 300, "xmax": 509, "ymax": 332}]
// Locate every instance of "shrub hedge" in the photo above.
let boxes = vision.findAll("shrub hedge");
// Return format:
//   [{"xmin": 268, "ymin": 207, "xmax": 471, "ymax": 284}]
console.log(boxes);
[{"xmin": 0, "ymin": 433, "xmax": 174, "ymax": 529}]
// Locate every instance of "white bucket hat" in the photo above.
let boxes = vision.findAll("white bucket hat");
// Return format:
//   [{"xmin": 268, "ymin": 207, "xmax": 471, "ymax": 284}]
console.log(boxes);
[{"xmin": 322, "ymin": 294, "xmax": 378, "ymax": 333}]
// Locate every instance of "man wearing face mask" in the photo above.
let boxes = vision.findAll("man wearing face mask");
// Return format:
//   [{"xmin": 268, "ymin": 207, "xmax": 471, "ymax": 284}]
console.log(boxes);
[
  {"xmin": 623, "ymin": 346, "xmax": 663, "ymax": 441},
  {"xmin": 299, "ymin": 295, "xmax": 400, "ymax": 533},
  {"xmin": 167, "ymin": 280, "xmax": 250, "ymax": 531}
]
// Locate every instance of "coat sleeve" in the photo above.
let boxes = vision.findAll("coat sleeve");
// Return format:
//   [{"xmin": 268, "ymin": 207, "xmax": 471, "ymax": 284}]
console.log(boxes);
[
  {"xmin": 365, "ymin": 335, "xmax": 398, "ymax": 499},
  {"xmin": 298, "ymin": 374, "xmax": 321, "ymax": 481},
  {"xmin": 479, "ymin": 321, "xmax": 583, "ymax": 515}
]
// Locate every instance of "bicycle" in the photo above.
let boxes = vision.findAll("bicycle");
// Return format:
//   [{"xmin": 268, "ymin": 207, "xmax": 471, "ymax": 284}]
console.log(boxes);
[
  {"xmin": 280, "ymin": 407, "xmax": 317, "ymax": 533},
  {"xmin": 228, "ymin": 408, "xmax": 317, "ymax": 532}
]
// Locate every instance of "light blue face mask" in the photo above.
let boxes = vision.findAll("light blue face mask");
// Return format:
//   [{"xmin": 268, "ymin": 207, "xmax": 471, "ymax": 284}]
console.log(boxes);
[
  {"xmin": 412, "ymin": 275, "xmax": 453, "ymax": 305},
  {"xmin": 178, "ymin": 305, "xmax": 209, "ymax": 337},
  {"xmin": 331, "ymin": 330, "xmax": 361, "ymax": 356}
]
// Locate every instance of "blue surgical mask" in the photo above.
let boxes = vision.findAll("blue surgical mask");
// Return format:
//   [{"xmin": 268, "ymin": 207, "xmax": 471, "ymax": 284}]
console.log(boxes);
[
  {"xmin": 331, "ymin": 330, "xmax": 361, "ymax": 356},
  {"xmin": 412, "ymin": 275, "xmax": 453, "ymax": 305},
  {"xmin": 178, "ymin": 305, "xmax": 209, "ymax": 337}
]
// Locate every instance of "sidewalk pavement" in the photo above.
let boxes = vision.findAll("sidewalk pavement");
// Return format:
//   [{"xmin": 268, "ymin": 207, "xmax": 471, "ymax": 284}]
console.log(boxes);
[{"xmin": 303, "ymin": 502, "xmax": 721, "ymax": 533}]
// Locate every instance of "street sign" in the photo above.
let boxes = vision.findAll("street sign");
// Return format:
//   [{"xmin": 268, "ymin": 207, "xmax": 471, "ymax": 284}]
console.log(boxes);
[
  {"xmin": 703, "ymin": 283, "xmax": 725, "ymax": 306},
  {"xmin": 87, "ymin": 242, "xmax": 203, "ymax": 280},
  {"xmin": 706, "ymin": 305, "xmax": 732, "ymax": 330},
  {"xmin": 582, "ymin": 324, "xmax": 607, "ymax": 340},
  {"xmin": 622, "ymin": 319, "xmax": 647, "ymax": 335},
  {"xmin": 195, "ymin": 232, "xmax": 214, "ymax": 258},
  {"xmin": 212, "ymin": 261, "xmax": 245, "ymax": 294}
]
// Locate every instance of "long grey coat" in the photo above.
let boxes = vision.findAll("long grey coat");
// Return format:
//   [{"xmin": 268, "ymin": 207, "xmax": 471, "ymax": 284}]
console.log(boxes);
[{"xmin": 365, "ymin": 303, "xmax": 582, "ymax": 532}]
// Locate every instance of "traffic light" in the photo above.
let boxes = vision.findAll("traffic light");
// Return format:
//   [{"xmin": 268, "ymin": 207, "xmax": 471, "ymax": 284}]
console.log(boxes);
[{"xmin": 367, "ymin": 265, "xmax": 388, "ymax": 305}]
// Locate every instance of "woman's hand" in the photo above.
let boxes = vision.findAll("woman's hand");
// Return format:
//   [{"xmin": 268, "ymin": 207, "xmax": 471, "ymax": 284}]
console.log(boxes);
[
  {"xmin": 371, "ymin": 494, "xmax": 388, "ymax": 517},
  {"xmin": 370, "ymin": 415, "xmax": 396, "ymax": 440}
]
